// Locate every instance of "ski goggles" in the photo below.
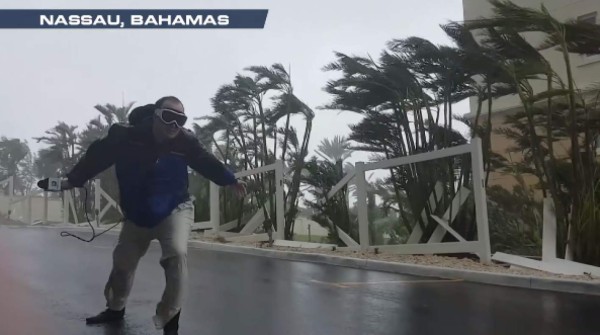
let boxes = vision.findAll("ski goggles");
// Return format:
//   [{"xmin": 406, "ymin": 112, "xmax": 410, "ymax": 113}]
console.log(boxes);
[{"xmin": 155, "ymin": 108, "xmax": 187, "ymax": 127}]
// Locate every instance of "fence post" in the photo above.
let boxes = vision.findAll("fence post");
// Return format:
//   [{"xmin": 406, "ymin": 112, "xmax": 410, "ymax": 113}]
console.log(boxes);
[
  {"xmin": 43, "ymin": 191, "xmax": 48, "ymax": 223},
  {"xmin": 63, "ymin": 191, "xmax": 69, "ymax": 224},
  {"xmin": 355, "ymin": 162, "xmax": 370, "ymax": 250},
  {"xmin": 8, "ymin": 176, "xmax": 14, "ymax": 219},
  {"xmin": 210, "ymin": 182, "xmax": 220, "ymax": 232},
  {"xmin": 27, "ymin": 193, "xmax": 32, "ymax": 224},
  {"xmin": 275, "ymin": 160, "xmax": 285, "ymax": 240},
  {"xmin": 94, "ymin": 179, "xmax": 101, "ymax": 226},
  {"xmin": 70, "ymin": 190, "xmax": 79, "ymax": 224},
  {"xmin": 542, "ymin": 197, "xmax": 556, "ymax": 261},
  {"xmin": 470, "ymin": 137, "xmax": 491, "ymax": 263}
]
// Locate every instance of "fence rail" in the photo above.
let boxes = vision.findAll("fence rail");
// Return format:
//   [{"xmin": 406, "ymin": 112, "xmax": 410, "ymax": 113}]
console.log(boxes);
[
  {"xmin": 0, "ymin": 138, "xmax": 491, "ymax": 263},
  {"xmin": 207, "ymin": 160, "xmax": 285, "ymax": 241},
  {"xmin": 308, "ymin": 137, "xmax": 491, "ymax": 263}
]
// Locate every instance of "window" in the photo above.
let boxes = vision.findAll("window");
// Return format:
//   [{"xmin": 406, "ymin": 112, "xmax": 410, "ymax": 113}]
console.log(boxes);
[
  {"xmin": 577, "ymin": 12, "xmax": 600, "ymax": 66},
  {"xmin": 578, "ymin": 12, "xmax": 597, "ymax": 24}
]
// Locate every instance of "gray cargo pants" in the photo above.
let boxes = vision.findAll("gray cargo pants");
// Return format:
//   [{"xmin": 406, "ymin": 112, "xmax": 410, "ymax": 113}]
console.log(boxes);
[{"xmin": 103, "ymin": 200, "xmax": 194, "ymax": 329}]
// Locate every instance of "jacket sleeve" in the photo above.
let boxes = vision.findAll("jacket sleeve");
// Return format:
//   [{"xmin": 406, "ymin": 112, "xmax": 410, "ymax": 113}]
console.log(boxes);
[
  {"xmin": 66, "ymin": 124, "xmax": 126, "ymax": 187},
  {"xmin": 184, "ymin": 134, "xmax": 238, "ymax": 186}
]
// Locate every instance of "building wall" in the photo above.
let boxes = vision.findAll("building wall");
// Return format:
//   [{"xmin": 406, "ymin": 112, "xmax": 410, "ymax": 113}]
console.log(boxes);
[{"xmin": 463, "ymin": 0, "xmax": 600, "ymax": 118}]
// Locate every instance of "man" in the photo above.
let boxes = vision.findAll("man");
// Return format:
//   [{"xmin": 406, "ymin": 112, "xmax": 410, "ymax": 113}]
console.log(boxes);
[{"xmin": 45, "ymin": 96, "xmax": 245, "ymax": 335}]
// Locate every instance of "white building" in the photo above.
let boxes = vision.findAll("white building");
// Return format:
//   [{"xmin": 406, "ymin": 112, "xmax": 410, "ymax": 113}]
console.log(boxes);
[{"xmin": 463, "ymin": 0, "xmax": 600, "ymax": 119}]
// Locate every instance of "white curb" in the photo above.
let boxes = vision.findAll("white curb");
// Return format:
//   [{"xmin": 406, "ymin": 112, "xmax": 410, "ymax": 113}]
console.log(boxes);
[{"xmin": 188, "ymin": 240, "xmax": 600, "ymax": 296}]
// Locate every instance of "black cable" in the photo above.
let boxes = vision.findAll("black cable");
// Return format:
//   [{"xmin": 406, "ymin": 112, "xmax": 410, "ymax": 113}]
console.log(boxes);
[{"xmin": 59, "ymin": 186, "xmax": 123, "ymax": 242}]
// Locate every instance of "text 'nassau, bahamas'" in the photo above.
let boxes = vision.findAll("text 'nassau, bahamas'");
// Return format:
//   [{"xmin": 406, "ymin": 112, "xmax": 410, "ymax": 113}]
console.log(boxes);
[{"xmin": 39, "ymin": 14, "xmax": 230, "ymax": 27}]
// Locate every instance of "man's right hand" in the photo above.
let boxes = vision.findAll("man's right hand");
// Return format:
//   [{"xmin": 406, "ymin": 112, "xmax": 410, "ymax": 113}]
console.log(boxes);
[
  {"xmin": 37, "ymin": 178, "xmax": 74, "ymax": 191},
  {"xmin": 60, "ymin": 179, "xmax": 74, "ymax": 190}
]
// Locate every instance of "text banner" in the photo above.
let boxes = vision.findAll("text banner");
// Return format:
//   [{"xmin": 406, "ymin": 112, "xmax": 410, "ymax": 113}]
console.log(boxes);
[{"xmin": 0, "ymin": 10, "xmax": 268, "ymax": 29}]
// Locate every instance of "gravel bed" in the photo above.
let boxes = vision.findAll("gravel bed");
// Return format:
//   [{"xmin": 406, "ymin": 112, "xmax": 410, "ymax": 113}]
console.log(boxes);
[{"xmin": 190, "ymin": 233, "xmax": 599, "ymax": 282}]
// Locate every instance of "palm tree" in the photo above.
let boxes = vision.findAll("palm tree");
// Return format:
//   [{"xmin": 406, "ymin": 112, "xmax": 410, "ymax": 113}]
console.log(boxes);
[
  {"xmin": 77, "ymin": 102, "xmax": 136, "ymax": 223},
  {"xmin": 78, "ymin": 116, "xmax": 107, "ymax": 151},
  {"xmin": 94, "ymin": 103, "xmax": 133, "ymax": 125},
  {"xmin": 243, "ymin": 64, "xmax": 317, "ymax": 239},
  {"xmin": 322, "ymin": 46, "xmax": 478, "ymax": 243},
  {"xmin": 440, "ymin": 22, "xmax": 518, "ymax": 185},
  {"xmin": 79, "ymin": 102, "xmax": 135, "ymax": 150},
  {"xmin": 387, "ymin": 37, "xmax": 476, "ymax": 140},
  {"xmin": 33, "ymin": 122, "xmax": 81, "ymax": 223},
  {"xmin": 463, "ymin": 0, "xmax": 600, "ymax": 264},
  {"xmin": 302, "ymin": 157, "xmax": 357, "ymax": 244},
  {"xmin": 209, "ymin": 76, "xmax": 275, "ymax": 236},
  {"xmin": 315, "ymin": 136, "xmax": 353, "ymax": 163},
  {"xmin": 33, "ymin": 148, "xmax": 62, "ymax": 180},
  {"xmin": 0, "ymin": 137, "xmax": 31, "ymax": 194},
  {"xmin": 34, "ymin": 122, "xmax": 79, "ymax": 176},
  {"xmin": 208, "ymin": 64, "xmax": 315, "ymax": 240}
]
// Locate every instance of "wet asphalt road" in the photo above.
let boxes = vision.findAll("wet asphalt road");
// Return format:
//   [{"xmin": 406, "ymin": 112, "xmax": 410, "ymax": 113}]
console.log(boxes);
[{"xmin": 1, "ymin": 226, "xmax": 599, "ymax": 335}]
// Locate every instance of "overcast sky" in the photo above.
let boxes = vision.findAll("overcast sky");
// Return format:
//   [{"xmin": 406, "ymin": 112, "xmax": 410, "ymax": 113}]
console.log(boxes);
[{"xmin": 0, "ymin": 0, "xmax": 467, "ymax": 162}]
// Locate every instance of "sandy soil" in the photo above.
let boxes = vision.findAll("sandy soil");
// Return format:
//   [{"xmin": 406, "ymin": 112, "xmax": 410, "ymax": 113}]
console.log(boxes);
[{"xmin": 190, "ymin": 232, "xmax": 599, "ymax": 282}]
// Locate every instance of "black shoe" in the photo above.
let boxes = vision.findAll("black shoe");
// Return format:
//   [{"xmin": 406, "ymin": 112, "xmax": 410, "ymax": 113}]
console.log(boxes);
[
  {"xmin": 163, "ymin": 311, "xmax": 180, "ymax": 335},
  {"xmin": 85, "ymin": 308, "xmax": 125, "ymax": 325}
]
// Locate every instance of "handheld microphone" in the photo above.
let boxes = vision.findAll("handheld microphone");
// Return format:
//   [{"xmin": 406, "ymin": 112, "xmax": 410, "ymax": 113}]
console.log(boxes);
[
  {"xmin": 37, "ymin": 178, "xmax": 63, "ymax": 192},
  {"xmin": 36, "ymin": 177, "xmax": 123, "ymax": 242}
]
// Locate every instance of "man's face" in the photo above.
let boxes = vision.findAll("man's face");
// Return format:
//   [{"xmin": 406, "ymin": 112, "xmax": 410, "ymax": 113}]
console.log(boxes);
[{"xmin": 153, "ymin": 100, "xmax": 186, "ymax": 141}]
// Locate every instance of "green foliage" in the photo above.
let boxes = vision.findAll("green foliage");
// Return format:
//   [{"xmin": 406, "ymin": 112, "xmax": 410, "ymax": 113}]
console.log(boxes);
[
  {"xmin": 201, "ymin": 63, "xmax": 314, "ymax": 240},
  {"xmin": 571, "ymin": 178, "xmax": 600, "ymax": 265},
  {"xmin": 301, "ymin": 157, "xmax": 356, "ymax": 245},
  {"xmin": 486, "ymin": 177, "xmax": 543, "ymax": 255},
  {"xmin": 0, "ymin": 137, "xmax": 32, "ymax": 194}
]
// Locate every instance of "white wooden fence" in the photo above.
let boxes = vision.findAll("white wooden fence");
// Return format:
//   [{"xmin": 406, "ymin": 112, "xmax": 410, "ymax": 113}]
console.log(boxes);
[
  {"xmin": 321, "ymin": 137, "xmax": 491, "ymax": 263},
  {"xmin": 201, "ymin": 160, "xmax": 285, "ymax": 243},
  {"xmin": 0, "ymin": 176, "xmax": 59, "ymax": 224},
  {"xmin": 493, "ymin": 197, "xmax": 600, "ymax": 276},
  {"xmin": 0, "ymin": 177, "xmax": 121, "ymax": 226},
  {"xmin": 1, "ymin": 138, "xmax": 492, "ymax": 263}
]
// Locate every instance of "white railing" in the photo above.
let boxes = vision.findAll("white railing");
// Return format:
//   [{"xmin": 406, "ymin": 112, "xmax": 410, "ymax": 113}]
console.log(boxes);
[
  {"xmin": 492, "ymin": 197, "xmax": 600, "ymax": 276},
  {"xmin": 91, "ymin": 179, "xmax": 122, "ymax": 225},
  {"xmin": 0, "ymin": 176, "xmax": 14, "ymax": 219},
  {"xmin": 2, "ymin": 139, "xmax": 491, "ymax": 263},
  {"xmin": 316, "ymin": 170, "xmax": 359, "ymax": 248},
  {"xmin": 318, "ymin": 137, "xmax": 491, "ymax": 263},
  {"xmin": 8, "ymin": 161, "xmax": 285, "ymax": 235},
  {"xmin": 204, "ymin": 160, "xmax": 285, "ymax": 242},
  {"xmin": 0, "ymin": 177, "xmax": 121, "ymax": 226},
  {"xmin": 359, "ymin": 137, "xmax": 490, "ymax": 262},
  {"xmin": 0, "ymin": 176, "xmax": 56, "ymax": 224}
]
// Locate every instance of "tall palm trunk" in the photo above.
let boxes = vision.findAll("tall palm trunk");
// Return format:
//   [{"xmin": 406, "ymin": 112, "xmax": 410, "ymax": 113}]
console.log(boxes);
[
  {"xmin": 484, "ymin": 82, "xmax": 494, "ymax": 186},
  {"xmin": 280, "ymin": 92, "xmax": 293, "ymax": 161},
  {"xmin": 256, "ymin": 99, "xmax": 275, "ymax": 227},
  {"xmin": 284, "ymin": 117, "xmax": 312, "ymax": 239},
  {"xmin": 256, "ymin": 97, "xmax": 270, "ymax": 164},
  {"xmin": 560, "ymin": 41, "xmax": 586, "ymax": 259}
]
